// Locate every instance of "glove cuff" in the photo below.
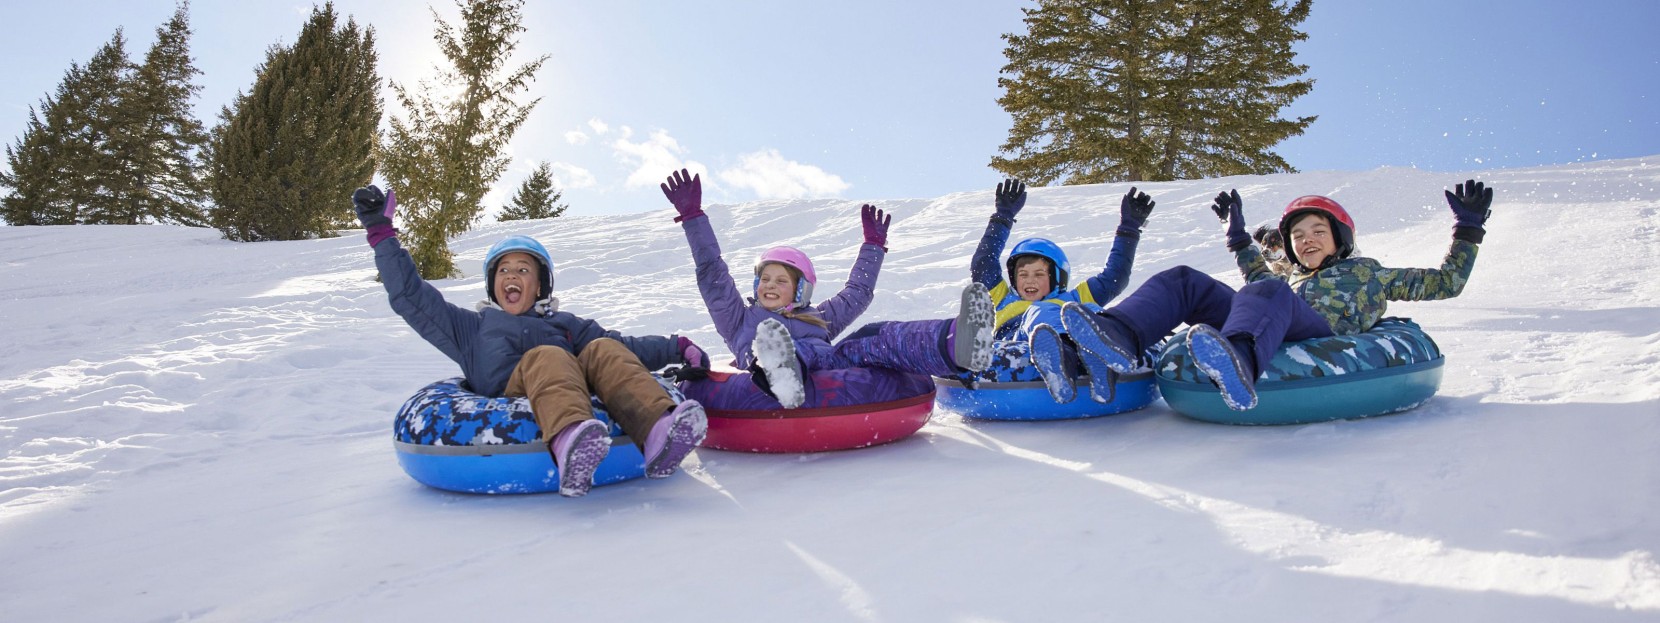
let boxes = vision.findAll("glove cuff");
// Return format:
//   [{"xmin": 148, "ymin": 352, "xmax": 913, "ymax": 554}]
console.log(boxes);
[
  {"xmin": 672, "ymin": 209, "xmax": 705, "ymax": 224},
  {"xmin": 1115, "ymin": 226, "xmax": 1142, "ymax": 239},
  {"xmin": 366, "ymin": 224, "xmax": 397, "ymax": 248},
  {"xmin": 989, "ymin": 214, "xmax": 1016, "ymax": 227},
  {"xmin": 1452, "ymin": 225, "xmax": 1485, "ymax": 244},
  {"xmin": 1226, "ymin": 236, "xmax": 1253, "ymax": 253}
]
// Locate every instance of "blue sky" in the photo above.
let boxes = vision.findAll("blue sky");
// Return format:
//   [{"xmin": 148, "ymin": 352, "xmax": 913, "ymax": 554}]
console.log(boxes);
[{"xmin": 2, "ymin": 1, "xmax": 1656, "ymax": 218}]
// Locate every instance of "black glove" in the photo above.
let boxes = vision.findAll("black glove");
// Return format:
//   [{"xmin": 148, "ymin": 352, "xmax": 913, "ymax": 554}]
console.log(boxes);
[
  {"xmin": 352, "ymin": 185, "xmax": 393, "ymax": 229},
  {"xmin": 1446, "ymin": 179, "xmax": 1493, "ymax": 243},
  {"xmin": 1211, "ymin": 189, "xmax": 1250, "ymax": 251},
  {"xmin": 994, "ymin": 179, "xmax": 1026, "ymax": 222},
  {"xmin": 1118, "ymin": 186, "xmax": 1155, "ymax": 234}
]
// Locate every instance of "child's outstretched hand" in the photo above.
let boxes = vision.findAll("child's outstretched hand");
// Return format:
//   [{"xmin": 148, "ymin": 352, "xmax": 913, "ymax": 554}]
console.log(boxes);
[
  {"xmin": 1119, "ymin": 186, "xmax": 1155, "ymax": 233},
  {"xmin": 352, "ymin": 186, "xmax": 397, "ymax": 247},
  {"xmin": 661, "ymin": 169, "xmax": 704, "ymax": 223},
  {"xmin": 1445, "ymin": 179, "xmax": 1493, "ymax": 243},
  {"xmin": 1211, "ymin": 189, "xmax": 1251, "ymax": 251},
  {"xmin": 861, "ymin": 204, "xmax": 891, "ymax": 249},
  {"xmin": 994, "ymin": 179, "xmax": 1027, "ymax": 221}
]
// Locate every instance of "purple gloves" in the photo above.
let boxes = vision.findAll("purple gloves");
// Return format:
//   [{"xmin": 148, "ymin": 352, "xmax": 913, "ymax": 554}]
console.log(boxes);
[
  {"xmin": 861, "ymin": 204, "xmax": 891, "ymax": 250},
  {"xmin": 352, "ymin": 185, "xmax": 398, "ymax": 247},
  {"xmin": 1445, "ymin": 179, "xmax": 1493, "ymax": 243},
  {"xmin": 661, "ymin": 169, "xmax": 704, "ymax": 223},
  {"xmin": 1210, "ymin": 189, "xmax": 1251, "ymax": 252}
]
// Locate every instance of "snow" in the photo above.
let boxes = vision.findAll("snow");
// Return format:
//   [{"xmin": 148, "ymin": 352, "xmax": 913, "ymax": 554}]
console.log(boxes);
[{"xmin": 3, "ymin": 158, "xmax": 1659, "ymax": 621}]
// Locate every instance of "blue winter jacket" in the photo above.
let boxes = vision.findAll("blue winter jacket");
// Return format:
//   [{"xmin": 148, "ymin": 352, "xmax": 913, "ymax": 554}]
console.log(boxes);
[
  {"xmin": 373, "ymin": 236, "xmax": 680, "ymax": 396},
  {"xmin": 681, "ymin": 213, "xmax": 883, "ymax": 370},
  {"xmin": 970, "ymin": 214, "xmax": 1140, "ymax": 339}
]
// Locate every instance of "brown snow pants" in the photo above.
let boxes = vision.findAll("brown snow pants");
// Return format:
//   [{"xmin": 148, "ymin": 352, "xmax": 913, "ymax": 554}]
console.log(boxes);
[{"xmin": 504, "ymin": 338, "xmax": 674, "ymax": 448}]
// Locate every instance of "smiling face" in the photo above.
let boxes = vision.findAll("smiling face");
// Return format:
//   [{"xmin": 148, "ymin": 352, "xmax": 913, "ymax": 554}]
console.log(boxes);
[
  {"xmin": 491, "ymin": 252, "xmax": 542, "ymax": 315},
  {"xmin": 1013, "ymin": 256, "xmax": 1053, "ymax": 301},
  {"xmin": 1288, "ymin": 213, "xmax": 1337, "ymax": 269},
  {"xmin": 756, "ymin": 263, "xmax": 798, "ymax": 311}
]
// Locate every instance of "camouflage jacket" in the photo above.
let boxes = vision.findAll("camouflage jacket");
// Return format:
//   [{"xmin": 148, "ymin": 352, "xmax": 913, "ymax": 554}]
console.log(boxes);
[{"xmin": 1233, "ymin": 239, "xmax": 1479, "ymax": 335}]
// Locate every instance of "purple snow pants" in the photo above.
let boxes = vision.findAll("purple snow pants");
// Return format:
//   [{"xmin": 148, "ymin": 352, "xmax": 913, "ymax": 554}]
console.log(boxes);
[
  {"xmin": 796, "ymin": 319, "xmax": 957, "ymax": 379},
  {"xmin": 1103, "ymin": 266, "xmax": 1335, "ymax": 370}
]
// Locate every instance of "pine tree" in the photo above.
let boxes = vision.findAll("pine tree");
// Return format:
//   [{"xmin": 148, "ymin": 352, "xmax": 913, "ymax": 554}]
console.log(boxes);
[
  {"xmin": 497, "ymin": 162, "xmax": 567, "ymax": 221},
  {"xmin": 1, "ymin": 32, "xmax": 134, "ymax": 225},
  {"xmin": 380, "ymin": 0, "xmax": 548, "ymax": 279},
  {"xmin": 992, "ymin": 0, "xmax": 1315, "ymax": 184},
  {"xmin": 89, "ymin": 2, "xmax": 210, "ymax": 225},
  {"xmin": 209, "ymin": 2, "xmax": 381, "ymax": 241}
]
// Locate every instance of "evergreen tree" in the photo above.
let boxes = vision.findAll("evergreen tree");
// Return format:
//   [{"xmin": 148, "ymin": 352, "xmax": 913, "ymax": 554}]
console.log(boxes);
[
  {"xmin": 88, "ymin": 2, "xmax": 210, "ymax": 225},
  {"xmin": 209, "ymin": 3, "xmax": 381, "ymax": 241},
  {"xmin": 992, "ymin": 0, "xmax": 1315, "ymax": 184},
  {"xmin": 497, "ymin": 161, "xmax": 567, "ymax": 221},
  {"xmin": 380, "ymin": 0, "xmax": 548, "ymax": 279},
  {"xmin": 1, "ymin": 32, "xmax": 134, "ymax": 225}
]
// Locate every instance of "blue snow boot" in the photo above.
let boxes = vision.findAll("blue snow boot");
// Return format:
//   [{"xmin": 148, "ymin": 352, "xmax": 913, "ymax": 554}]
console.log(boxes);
[
  {"xmin": 1059, "ymin": 302, "xmax": 1139, "ymax": 375},
  {"xmin": 1185, "ymin": 324, "xmax": 1258, "ymax": 411},
  {"xmin": 1028, "ymin": 323, "xmax": 1078, "ymax": 404}
]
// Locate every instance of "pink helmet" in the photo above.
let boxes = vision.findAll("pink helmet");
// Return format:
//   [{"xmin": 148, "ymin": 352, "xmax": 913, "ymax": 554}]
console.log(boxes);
[{"xmin": 753, "ymin": 246, "xmax": 817, "ymax": 307}]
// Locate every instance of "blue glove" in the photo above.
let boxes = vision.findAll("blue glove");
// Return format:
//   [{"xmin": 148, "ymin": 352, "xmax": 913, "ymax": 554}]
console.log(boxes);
[
  {"xmin": 1445, "ymin": 179, "xmax": 1493, "ymax": 243},
  {"xmin": 1210, "ymin": 190, "xmax": 1250, "ymax": 252},
  {"xmin": 1119, "ymin": 186, "xmax": 1155, "ymax": 234},
  {"xmin": 661, "ymin": 169, "xmax": 704, "ymax": 223},
  {"xmin": 994, "ymin": 179, "xmax": 1026, "ymax": 222}
]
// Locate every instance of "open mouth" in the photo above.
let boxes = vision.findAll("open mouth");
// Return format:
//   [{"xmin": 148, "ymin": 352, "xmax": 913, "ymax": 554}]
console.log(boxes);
[{"xmin": 504, "ymin": 284, "xmax": 523, "ymax": 305}]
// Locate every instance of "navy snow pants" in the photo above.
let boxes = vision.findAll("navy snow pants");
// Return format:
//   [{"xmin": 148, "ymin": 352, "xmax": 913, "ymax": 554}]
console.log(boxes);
[{"xmin": 1102, "ymin": 266, "xmax": 1335, "ymax": 371}]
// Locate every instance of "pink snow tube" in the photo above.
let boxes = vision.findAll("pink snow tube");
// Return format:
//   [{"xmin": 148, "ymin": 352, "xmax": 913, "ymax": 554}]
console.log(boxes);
[{"xmin": 677, "ymin": 367, "xmax": 936, "ymax": 453}]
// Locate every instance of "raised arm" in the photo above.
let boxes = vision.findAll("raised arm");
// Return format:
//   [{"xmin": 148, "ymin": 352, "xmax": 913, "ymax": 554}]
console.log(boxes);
[
  {"xmin": 664, "ymin": 169, "xmax": 748, "ymax": 350},
  {"xmin": 1210, "ymin": 189, "xmax": 1280, "ymax": 283},
  {"xmin": 1381, "ymin": 180, "xmax": 1492, "ymax": 301},
  {"xmin": 816, "ymin": 204, "xmax": 888, "ymax": 338},
  {"xmin": 1078, "ymin": 187, "xmax": 1154, "ymax": 303},
  {"xmin": 972, "ymin": 179, "xmax": 1025, "ymax": 289},
  {"xmin": 354, "ymin": 186, "xmax": 478, "ymax": 364}
]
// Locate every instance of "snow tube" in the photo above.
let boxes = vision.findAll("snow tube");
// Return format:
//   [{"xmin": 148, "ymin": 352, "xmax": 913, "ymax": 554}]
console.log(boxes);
[
  {"xmin": 677, "ymin": 367, "xmax": 935, "ymax": 453},
  {"xmin": 932, "ymin": 338, "xmax": 1157, "ymax": 420},
  {"xmin": 1155, "ymin": 317, "xmax": 1444, "ymax": 425},
  {"xmin": 933, "ymin": 371, "xmax": 1157, "ymax": 420},
  {"xmin": 392, "ymin": 377, "xmax": 683, "ymax": 494}
]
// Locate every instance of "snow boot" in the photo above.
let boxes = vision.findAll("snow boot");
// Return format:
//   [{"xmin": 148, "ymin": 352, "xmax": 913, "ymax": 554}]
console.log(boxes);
[
  {"xmin": 752, "ymin": 318, "xmax": 806, "ymax": 409},
  {"xmin": 644, "ymin": 400, "xmax": 708, "ymax": 479},
  {"xmin": 1059, "ymin": 302, "xmax": 1139, "ymax": 374},
  {"xmin": 1186, "ymin": 324, "xmax": 1259, "ymax": 411},
  {"xmin": 1029, "ymin": 323, "xmax": 1078, "ymax": 404},
  {"xmin": 953, "ymin": 282, "xmax": 996, "ymax": 372},
  {"xmin": 550, "ymin": 419, "xmax": 611, "ymax": 497}
]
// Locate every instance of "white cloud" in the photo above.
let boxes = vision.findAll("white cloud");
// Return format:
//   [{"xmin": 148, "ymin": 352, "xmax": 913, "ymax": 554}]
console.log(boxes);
[
  {"xmin": 612, "ymin": 129, "xmax": 705, "ymax": 189},
  {"xmin": 546, "ymin": 162, "xmax": 597, "ymax": 190},
  {"xmin": 587, "ymin": 118, "xmax": 609, "ymax": 135},
  {"xmin": 716, "ymin": 149, "xmax": 850, "ymax": 200},
  {"xmin": 564, "ymin": 130, "xmax": 589, "ymax": 145}
]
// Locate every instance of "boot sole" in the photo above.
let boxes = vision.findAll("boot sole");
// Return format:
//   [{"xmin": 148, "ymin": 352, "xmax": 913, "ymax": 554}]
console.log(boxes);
[
  {"xmin": 753, "ymin": 320, "xmax": 806, "ymax": 409},
  {"xmin": 557, "ymin": 421, "xmax": 611, "ymax": 497},
  {"xmin": 1187, "ymin": 326, "xmax": 1258, "ymax": 411},
  {"xmin": 646, "ymin": 402, "xmax": 708, "ymax": 478},
  {"xmin": 1059, "ymin": 303, "xmax": 1138, "ymax": 374},
  {"xmin": 956, "ymin": 283, "xmax": 996, "ymax": 372},
  {"xmin": 1029, "ymin": 324, "xmax": 1077, "ymax": 404}
]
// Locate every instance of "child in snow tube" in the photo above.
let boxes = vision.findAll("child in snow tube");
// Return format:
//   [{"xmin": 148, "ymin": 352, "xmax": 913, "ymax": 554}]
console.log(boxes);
[
  {"xmin": 660, "ymin": 169, "xmax": 997, "ymax": 450},
  {"xmin": 938, "ymin": 179, "xmax": 1159, "ymax": 409},
  {"xmin": 353, "ymin": 186, "xmax": 710, "ymax": 497},
  {"xmin": 1039, "ymin": 179, "xmax": 1495, "ymax": 416}
]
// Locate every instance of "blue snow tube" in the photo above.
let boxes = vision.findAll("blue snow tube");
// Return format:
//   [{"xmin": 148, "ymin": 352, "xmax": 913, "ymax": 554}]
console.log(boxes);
[
  {"xmin": 934, "ymin": 371, "xmax": 1157, "ymax": 421},
  {"xmin": 932, "ymin": 338, "xmax": 1158, "ymax": 420},
  {"xmin": 1155, "ymin": 317, "xmax": 1444, "ymax": 425},
  {"xmin": 391, "ymin": 377, "xmax": 681, "ymax": 494}
]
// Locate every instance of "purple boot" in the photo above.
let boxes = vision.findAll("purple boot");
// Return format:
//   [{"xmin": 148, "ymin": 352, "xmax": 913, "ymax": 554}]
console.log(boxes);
[
  {"xmin": 645, "ymin": 400, "xmax": 708, "ymax": 479},
  {"xmin": 549, "ymin": 419, "xmax": 610, "ymax": 497}
]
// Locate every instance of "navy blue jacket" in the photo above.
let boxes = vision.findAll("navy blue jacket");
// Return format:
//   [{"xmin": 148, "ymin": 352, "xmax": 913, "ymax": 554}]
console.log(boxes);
[{"xmin": 373, "ymin": 237, "xmax": 679, "ymax": 396}]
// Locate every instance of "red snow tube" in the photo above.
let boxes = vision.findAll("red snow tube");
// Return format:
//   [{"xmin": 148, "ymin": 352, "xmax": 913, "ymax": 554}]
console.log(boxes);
[{"xmin": 678, "ymin": 367, "xmax": 936, "ymax": 453}]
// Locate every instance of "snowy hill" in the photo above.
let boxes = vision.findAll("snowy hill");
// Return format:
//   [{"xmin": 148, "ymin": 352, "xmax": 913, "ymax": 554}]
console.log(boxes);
[{"xmin": 2, "ymin": 158, "xmax": 1658, "ymax": 621}]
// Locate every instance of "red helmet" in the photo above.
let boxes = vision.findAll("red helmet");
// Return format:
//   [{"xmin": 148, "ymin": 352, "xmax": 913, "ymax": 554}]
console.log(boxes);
[{"xmin": 1278, "ymin": 195, "xmax": 1355, "ymax": 268}]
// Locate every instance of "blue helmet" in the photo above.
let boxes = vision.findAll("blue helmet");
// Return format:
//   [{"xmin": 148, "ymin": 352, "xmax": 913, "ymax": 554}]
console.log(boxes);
[
  {"xmin": 484, "ymin": 235, "xmax": 555, "ymax": 305},
  {"xmin": 1006, "ymin": 237, "xmax": 1071, "ymax": 292}
]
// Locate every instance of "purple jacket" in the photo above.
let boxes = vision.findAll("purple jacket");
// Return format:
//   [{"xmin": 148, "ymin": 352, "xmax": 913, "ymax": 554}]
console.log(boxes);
[{"xmin": 681, "ymin": 213, "xmax": 883, "ymax": 369}]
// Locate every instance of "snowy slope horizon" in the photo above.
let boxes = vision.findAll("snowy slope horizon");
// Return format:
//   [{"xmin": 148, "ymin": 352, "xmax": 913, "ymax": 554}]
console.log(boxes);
[{"xmin": 2, "ymin": 157, "xmax": 1658, "ymax": 621}]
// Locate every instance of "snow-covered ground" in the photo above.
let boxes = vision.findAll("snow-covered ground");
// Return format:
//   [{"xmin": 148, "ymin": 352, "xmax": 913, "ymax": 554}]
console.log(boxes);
[{"xmin": 2, "ymin": 158, "xmax": 1657, "ymax": 622}]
